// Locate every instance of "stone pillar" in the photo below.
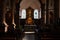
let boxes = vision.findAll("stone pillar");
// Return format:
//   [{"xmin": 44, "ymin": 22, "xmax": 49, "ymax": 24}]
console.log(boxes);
[
  {"xmin": 46, "ymin": 0, "xmax": 49, "ymax": 24},
  {"xmin": 59, "ymin": 0, "xmax": 60, "ymax": 18},
  {"xmin": 0, "ymin": 0, "xmax": 3, "ymax": 23},
  {"xmin": 54, "ymin": 0, "xmax": 59, "ymax": 24},
  {"xmin": 44, "ymin": 0, "xmax": 46, "ymax": 24},
  {"xmin": 11, "ymin": 0, "xmax": 16, "ymax": 29},
  {"xmin": 3, "ymin": 0, "xmax": 8, "ymax": 32},
  {"xmin": 48, "ymin": 0, "xmax": 54, "ymax": 24}
]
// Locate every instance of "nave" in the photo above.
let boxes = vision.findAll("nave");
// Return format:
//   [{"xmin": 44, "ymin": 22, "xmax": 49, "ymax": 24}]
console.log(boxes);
[{"xmin": 0, "ymin": 0, "xmax": 60, "ymax": 40}]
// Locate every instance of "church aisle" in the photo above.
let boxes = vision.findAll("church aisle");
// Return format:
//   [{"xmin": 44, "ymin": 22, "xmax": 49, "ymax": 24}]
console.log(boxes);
[{"xmin": 22, "ymin": 34, "xmax": 35, "ymax": 40}]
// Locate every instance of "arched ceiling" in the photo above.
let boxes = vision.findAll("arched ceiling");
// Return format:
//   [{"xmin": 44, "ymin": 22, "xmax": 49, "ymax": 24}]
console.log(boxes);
[
  {"xmin": 41, "ymin": 0, "xmax": 46, "ymax": 4},
  {"xmin": 20, "ymin": 0, "xmax": 42, "ymax": 10},
  {"xmin": 20, "ymin": 0, "xmax": 46, "ymax": 4}
]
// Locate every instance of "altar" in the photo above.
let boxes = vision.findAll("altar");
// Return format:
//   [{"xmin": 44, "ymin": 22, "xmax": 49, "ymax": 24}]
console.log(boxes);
[{"xmin": 24, "ymin": 24, "xmax": 37, "ymax": 32}]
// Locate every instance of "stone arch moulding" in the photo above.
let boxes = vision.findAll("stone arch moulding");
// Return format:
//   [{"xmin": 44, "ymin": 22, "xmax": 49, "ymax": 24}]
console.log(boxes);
[{"xmin": 20, "ymin": 0, "xmax": 41, "ymax": 11}]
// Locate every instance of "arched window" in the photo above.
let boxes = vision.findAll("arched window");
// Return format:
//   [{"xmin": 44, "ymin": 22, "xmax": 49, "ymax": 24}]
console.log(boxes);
[
  {"xmin": 34, "ymin": 9, "xmax": 38, "ymax": 19},
  {"xmin": 21, "ymin": 9, "xmax": 26, "ymax": 19}
]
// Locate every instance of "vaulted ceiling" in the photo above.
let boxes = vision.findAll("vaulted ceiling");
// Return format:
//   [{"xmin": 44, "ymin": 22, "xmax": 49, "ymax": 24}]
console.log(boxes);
[
  {"xmin": 20, "ymin": 0, "xmax": 46, "ymax": 10},
  {"xmin": 20, "ymin": 0, "xmax": 46, "ymax": 4},
  {"xmin": 0, "ymin": 0, "xmax": 46, "ymax": 10},
  {"xmin": 20, "ymin": 0, "xmax": 42, "ymax": 10}
]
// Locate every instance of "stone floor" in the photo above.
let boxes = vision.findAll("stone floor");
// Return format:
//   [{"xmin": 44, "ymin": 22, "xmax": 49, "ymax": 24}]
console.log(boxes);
[{"xmin": 22, "ymin": 34, "xmax": 35, "ymax": 40}]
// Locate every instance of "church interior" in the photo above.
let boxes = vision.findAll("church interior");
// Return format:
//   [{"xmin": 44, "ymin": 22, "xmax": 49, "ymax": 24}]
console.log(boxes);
[{"xmin": 0, "ymin": 0, "xmax": 60, "ymax": 40}]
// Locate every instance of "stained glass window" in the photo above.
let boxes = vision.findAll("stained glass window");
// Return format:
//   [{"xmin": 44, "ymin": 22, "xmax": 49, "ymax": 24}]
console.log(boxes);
[
  {"xmin": 34, "ymin": 9, "xmax": 38, "ymax": 19},
  {"xmin": 21, "ymin": 9, "xmax": 26, "ymax": 19}
]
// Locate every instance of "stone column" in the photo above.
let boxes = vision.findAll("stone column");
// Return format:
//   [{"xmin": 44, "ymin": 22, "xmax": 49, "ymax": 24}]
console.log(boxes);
[
  {"xmin": 54, "ymin": 0, "xmax": 59, "ymax": 24},
  {"xmin": 3, "ymin": 0, "xmax": 8, "ymax": 32},
  {"xmin": 59, "ymin": 0, "xmax": 60, "ymax": 18},
  {"xmin": 44, "ymin": 0, "xmax": 46, "ymax": 24},
  {"xmin": 11, "ymin": 0, "xmax": 16, "ymax": 29},
  {"xmin": 46, "ymin": 0, "xmax": 49, "ymax": 24}
]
